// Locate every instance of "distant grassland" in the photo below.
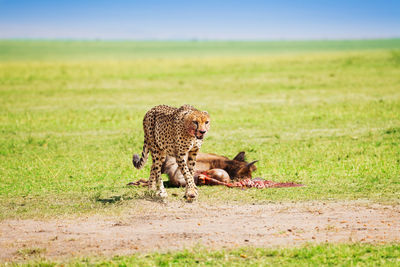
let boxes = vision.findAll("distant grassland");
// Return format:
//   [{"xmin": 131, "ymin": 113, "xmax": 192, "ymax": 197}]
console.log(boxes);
[
  {"xmin": 1, "ymin": 39, "xmax": 400, "ymax": 60},
  {"xmin": 0, "ymin": 40, "xmax": 400, "ymax": 219}
]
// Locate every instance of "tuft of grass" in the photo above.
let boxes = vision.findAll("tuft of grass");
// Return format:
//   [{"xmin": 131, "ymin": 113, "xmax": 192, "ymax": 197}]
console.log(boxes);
[
  {"xmin": 17, "ymin": 247, "xmax": 46, "ymax": 257},
  {"xmin": 14, "ymin": 243, "xmax": 400, "ymax": 266},
  {"xmin": 390, "ymin": 49, "xmax": 400, "ymax": 65},
  {"xmin": 0, "ymin": 40, "xmax": 400, "ymax": 219}
]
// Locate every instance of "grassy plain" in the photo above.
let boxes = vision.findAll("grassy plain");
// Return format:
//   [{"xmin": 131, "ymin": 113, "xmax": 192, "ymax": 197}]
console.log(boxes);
[
  {"xmin": 15, "ymin": 243, "xmax": 400, "ymax": 266},
  {"xmin": 2, "ymin": 39, "xmax": 400, "ymax": 61},
  {"xmin": 1, "ymin": 40, "xmax": 400, "ymax": 219},
  {"xmin": 1, "ymin": 39, "xmax": 400, "ymax": 265}
]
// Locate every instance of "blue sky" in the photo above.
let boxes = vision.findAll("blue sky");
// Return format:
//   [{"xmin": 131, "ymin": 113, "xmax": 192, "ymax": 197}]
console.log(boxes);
[{"xmin": 0, "ymin": 0, "xmax": 399, "ymax": 40}]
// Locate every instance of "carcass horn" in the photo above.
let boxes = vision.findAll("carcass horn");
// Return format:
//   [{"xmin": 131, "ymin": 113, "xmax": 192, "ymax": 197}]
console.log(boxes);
[{"xmin": 246, "ymin": 160, "xmax": 258, "ymax": 167}]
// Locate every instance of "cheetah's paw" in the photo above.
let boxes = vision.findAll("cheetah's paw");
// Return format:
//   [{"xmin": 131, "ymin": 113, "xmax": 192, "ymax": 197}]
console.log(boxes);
[
  {"xmin": 148, "ymin": 181, "xmax": 157, "ymax": 191},
  {"xmin": 156, "ymin": 189, "xmax": 168, "ymax": 199},
  {"xmin": 184, "ymin": 187, "xmax": 198, "ymax": 202}
]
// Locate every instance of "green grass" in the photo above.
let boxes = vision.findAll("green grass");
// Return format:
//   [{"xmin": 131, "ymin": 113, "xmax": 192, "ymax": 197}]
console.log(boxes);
[
  {"xmin": 1, "ymin": 40, "xmax": 400, "ymax": 219},
  {"xmin": 1, "ymin": 39, "xmax": 400, "ymax": 61},
  {"xmin": 13, "ymin": 243, "xmax": 400, "ymax": 266}
]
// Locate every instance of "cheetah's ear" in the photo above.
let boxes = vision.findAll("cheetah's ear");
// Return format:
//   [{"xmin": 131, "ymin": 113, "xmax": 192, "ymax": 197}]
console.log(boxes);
[
  {"xmin": 233, "ymin": 151, "xmax": 246, "ymax": 162},
  {"xmin": 203, "ymin": 111, "xmax": 209, "ymax": 116}
]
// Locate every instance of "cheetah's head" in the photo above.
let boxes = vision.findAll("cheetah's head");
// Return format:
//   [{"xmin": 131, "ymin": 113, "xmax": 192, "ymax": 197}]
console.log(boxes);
[{"xmin": 185, "ymin": 110, "xmax": 210, "ymax": 140}]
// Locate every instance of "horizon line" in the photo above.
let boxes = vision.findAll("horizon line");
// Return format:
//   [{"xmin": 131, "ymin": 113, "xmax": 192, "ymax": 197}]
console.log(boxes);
[{"xmin": 1, "ymin": 37, "xmax": 400, "ymax": 42}]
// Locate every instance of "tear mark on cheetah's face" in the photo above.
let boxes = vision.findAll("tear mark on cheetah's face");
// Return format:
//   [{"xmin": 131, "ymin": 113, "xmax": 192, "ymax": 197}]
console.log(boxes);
[{"xmin": 184, "ymin": 110, "xmax": 210, "ymax": 140}]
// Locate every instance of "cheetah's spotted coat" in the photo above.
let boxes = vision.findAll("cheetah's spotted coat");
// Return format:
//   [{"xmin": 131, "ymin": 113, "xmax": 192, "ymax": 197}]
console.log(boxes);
[{"xmin": 133, "ymin": 104, "xmax": 210, "ymax": 201}]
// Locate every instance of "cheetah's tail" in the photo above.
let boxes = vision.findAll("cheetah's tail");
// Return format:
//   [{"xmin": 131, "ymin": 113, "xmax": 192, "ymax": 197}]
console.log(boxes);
[{"xmin": 132, "ymin": 143, "xmax": 149, "ymax": 170}]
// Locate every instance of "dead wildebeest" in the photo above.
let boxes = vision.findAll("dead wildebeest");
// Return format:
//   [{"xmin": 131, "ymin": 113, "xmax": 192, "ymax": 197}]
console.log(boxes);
[{"xmin": 162, "ymin": 151, "xmax": 258, "ymax": 187}]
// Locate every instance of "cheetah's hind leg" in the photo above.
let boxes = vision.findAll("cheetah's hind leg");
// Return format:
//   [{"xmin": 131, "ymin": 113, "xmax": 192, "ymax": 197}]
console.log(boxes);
[
  {"xmin": 155, "ymin": 154, "xmax": 168, "ymax": 199},
  {"xmin": 148, "ymin": 152, "xmax": 168, "ymax": 200},
  {"xmin": 147, "ymin": 174, "xmax": 167, "ymax": 201},
  {"xmin": 156, "ymin": 180, "xmax": 168, "ymax": 199}
]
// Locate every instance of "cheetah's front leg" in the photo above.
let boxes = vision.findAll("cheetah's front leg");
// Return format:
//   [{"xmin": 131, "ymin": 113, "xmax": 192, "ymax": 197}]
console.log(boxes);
[
  {"xmin": 187, "ymin": 147, "xmax": 199, "ymax": 177},
  {"xmin": 176, "ymin": 155, "xmax": 198, "ymax": 201}
]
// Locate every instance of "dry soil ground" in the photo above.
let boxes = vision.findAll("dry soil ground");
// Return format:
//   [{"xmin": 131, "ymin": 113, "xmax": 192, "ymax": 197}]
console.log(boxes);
[{"xmin": 1, "ymin": 200, "xmax": 399, "ymax": 262}]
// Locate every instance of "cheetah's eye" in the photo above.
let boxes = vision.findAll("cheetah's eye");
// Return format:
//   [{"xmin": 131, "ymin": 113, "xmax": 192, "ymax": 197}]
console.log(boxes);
[
  {"xmin": 205, "ymin": 121, "xmax": 209, "ymax": 125},
  {"xmin": 193, "ymin": 121, "xmax": 198, "ymax": 125}
]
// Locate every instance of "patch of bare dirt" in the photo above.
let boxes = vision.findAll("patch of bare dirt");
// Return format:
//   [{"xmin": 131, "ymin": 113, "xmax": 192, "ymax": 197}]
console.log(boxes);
[{"xmin": 1, "ymin": 201, "xmax": 399, "ymax": 262}]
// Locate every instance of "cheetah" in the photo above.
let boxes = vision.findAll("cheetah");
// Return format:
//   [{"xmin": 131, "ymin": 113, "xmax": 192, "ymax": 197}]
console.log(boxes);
[{"xmin": 132, "ymin": 104, "xmax": 210, "ymax": 201}]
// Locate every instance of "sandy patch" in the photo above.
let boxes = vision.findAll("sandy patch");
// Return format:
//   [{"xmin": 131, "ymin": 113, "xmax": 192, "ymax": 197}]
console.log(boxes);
[{"xmin": 1, "ymin": 200, "xmax": 399, "ymax": 262}]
